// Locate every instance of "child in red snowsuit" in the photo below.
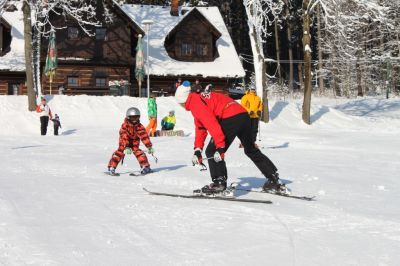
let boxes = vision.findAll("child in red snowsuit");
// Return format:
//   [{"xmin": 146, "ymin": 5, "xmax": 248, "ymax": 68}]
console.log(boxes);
[{"xmin": 108, "ymin": 107, "xmax": 154, "ymax": 175}]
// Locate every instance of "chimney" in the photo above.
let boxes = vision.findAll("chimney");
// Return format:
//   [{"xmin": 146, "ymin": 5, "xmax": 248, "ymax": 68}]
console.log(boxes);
[{"xmin": 170, "ymin": 0, "xmax": 179, "ymax": 16}]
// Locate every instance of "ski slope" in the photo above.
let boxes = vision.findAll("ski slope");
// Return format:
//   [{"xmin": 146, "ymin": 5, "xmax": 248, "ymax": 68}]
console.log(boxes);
[{"xmin": 0, "ymin": 95, "xmax": 399, "ymax": 266}]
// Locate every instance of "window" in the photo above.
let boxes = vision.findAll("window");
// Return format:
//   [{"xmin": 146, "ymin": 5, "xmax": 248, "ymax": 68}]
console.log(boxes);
[
  {"xmin": 95, "ymin": 28, "xmax": 106, "ymax": 40},
  {"xmin": 67, "ymin": 76, "xmax": 79, "ymax": 87},
  {"xmin": 196, "ymin": 44, "xmax": 208, "ymax": 56},
  {"xmin": 8, "ymin": 84, "xmax": 19, "ymax": 95},
  {"xmin": 68, "ymin": 27, "xmax": 79, "ymax": 39},
  {"xmin": 181, "ymin": 43, "xmax": 192, "ymax": 56},
  {"xmin": 95, "ymin": 78, "xmax": 107, "ymax": 87}
]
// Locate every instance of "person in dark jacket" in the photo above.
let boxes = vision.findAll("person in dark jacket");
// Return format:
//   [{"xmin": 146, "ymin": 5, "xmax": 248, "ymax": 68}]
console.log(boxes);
[
  {"xmin": 52, "ymin": 114, "xmax": 62, "ymax": 136},
  {"xmin": 191, "ymin": 79, "xmax": 203, "ymax": 93},
  {"xmin": 175, "ymin": 82, "xmax": 285, "ymax": 195}
]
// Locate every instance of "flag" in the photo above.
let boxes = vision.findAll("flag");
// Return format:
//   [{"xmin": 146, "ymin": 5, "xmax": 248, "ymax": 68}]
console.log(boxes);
[
  {"xmin": 44, "ymin": 30, "xmax": 58, "ymax": 84},
  {"xmin": 135, "ymin": 34, "xmax": 145, "ymax": 97}
]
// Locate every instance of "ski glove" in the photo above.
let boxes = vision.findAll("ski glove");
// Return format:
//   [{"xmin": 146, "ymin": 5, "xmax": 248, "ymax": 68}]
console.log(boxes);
[
  {"xmin": 214, "ymin": 147, "xmax": 225, "ymax": 162},
  {"xmin": 192, "ymin": 148, "xmax": 203, "ymax": 165},
  {"xmin": 148, "ymin": 147, "xmax": 155, "ymax": 155},
  {"xmin": 123, "ymin": 147, "xmax": 132, "ymax": 155}
]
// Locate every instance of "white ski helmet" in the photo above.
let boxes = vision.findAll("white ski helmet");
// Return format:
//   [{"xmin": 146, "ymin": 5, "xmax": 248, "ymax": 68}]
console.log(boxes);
[{"xmin": 126, "ymin": 107, "xmax": 140, "ymax": 117}]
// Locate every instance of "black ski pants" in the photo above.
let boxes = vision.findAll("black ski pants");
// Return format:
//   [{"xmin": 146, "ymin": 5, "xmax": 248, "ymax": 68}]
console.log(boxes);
[
  {"xmin": 54, "ymin": 125, "xmax": 59, "ymax": 136},
  {"xmin": 205, "ymin": 112, "xmax": 277, "ymax": 181},
  {"xmin": 40, "ymin": 116, "xmax": 49, "ymax": 135},
  {"xmin": 250, "ymin": 117, "xmax": 259, "ymax": 143}
]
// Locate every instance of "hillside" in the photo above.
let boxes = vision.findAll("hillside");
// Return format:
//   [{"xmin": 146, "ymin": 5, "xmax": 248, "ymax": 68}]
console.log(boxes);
[{"xmin": 0, "ymin": 95, "xmax": 399, "ymax": 265}]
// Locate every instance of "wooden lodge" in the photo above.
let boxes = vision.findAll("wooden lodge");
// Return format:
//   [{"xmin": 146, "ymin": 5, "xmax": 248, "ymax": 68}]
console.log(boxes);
[
  {"xmin": 0, "ymin": 3, "xmax": 26, "ymax": 95},
  {"xmin": 0, "ymin": 1, "xmax": 245, "ymax": 97}
]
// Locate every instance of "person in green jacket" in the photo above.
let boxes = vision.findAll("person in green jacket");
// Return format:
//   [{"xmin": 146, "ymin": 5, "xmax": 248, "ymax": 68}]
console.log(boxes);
[
  {"xmin": 161, "ymin": 110, "xmax": 176, "ymax": 130},
  {"xmin": 145, "ymin": 93, "xmax": 158, "ymax": 137}
]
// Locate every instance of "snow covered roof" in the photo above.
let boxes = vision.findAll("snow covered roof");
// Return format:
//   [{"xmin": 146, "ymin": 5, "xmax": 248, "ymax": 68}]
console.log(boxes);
[
  {"xmin": 0, "ymin": 2, "xmax": 25, "ymax": 72},
  {"xmin": 119, "ymin": 4, "xmax": 245, "ymax": 78}
]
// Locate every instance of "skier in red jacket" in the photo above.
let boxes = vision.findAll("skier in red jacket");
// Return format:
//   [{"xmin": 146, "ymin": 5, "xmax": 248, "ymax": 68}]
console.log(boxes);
[{"xmin": 175, "ymin": 81, "xmax": 285, "ymax": 194}]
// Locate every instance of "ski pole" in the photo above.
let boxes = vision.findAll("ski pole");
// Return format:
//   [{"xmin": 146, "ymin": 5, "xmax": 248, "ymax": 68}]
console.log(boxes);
[{"xmin": 151, "ymin": 153, "xmax": 158, "ymax": 163}]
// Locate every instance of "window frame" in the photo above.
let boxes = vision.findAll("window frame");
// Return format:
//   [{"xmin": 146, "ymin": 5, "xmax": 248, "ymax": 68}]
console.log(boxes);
[
  {"xmin": 67, "ymin": 26, "xmax": 79, "ymax": 40},
  {"xmin": 95, "ymin": 77, "xmax": 107, "ymax": 87},
  {"xmin": 196, "ymin": 43, "xmax": 208, "ymax": 56},
  {"xmin": 95, "ymin": 28, "xmax": 107, "ymax": 41},
  {"xmin": 181, "ymin": 42, "xmax": 193, "ymax": 56},
  {"xmin": 67, "ymin": 76, "xmax": 79, "ymax": 87}
]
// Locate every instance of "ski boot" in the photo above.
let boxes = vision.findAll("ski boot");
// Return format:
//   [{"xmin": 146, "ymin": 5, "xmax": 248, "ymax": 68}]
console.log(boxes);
[
  {"xmin": 140, "ymin": 166, "xmax": 152, "ymax": 175},
  {"xmin": 263, "ymin": 173, "xmax": 289, "ymax": 194},
  {"xmin": 193, "ymin": 176, "xmax": 230, "ymax": 196},
  {"xmin": 108, "ymin": 167, "xmax": 119, "ymax": 176}
]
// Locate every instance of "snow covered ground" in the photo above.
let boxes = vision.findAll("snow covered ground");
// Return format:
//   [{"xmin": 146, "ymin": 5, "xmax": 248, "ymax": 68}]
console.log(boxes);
[{"xmin": 0, "ymin": 95, "xmax": 399, "ymax": 266}]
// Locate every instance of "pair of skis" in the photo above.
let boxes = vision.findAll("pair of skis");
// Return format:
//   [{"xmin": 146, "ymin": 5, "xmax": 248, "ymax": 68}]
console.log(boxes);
[
  {"xmin": 143, "ymin": 183, "xmax": 315, "ymax": 204},
  {"xmin": 104, "ymin": 170, "xmax": 152, "ymax": 177}
]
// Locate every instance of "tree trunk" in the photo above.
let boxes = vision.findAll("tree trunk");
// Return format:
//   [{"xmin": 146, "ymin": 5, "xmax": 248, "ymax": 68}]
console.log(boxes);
[
  {"xmin": 33, "ymin": 26, "xmax": 42, "ymax": 98},
  {"xmin": 285, "ymin": 1, "xmax": 294, "ymax": 91},
  {"xmin": 274, "ymin": 19, "xmax": 282, "ymax": 86},
  {"xmin": 297, "ymin": 42, "xmax": 303, "ymax": 90},
  {"xmin": 356, "ymin": 58, "xmax": 363, "ymax": 96},
  {"xmin": 317, "ymin": 4, "xmax": 324, "ymax": 95},
  {"xmin": 245, "ymin": 3, "xmax": 270, "ymax": 122},
  {"xmin": 302, "ymin": 0, "xmax": 312, "ymax": 125},
  {"xmin": 22, "ymin": 1, "xmax": 36, "ymax": 111}
]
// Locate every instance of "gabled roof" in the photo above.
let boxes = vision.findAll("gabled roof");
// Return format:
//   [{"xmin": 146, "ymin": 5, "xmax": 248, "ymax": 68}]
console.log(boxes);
[
  {"xmin": 0, "ymin": 2, "xmax": 25, "ymax": 72},
  {"xmin": 168, "ymin": 7, "xmax": 221, "ymax": 39},
  {"xmin": 119, "ymin": 4, "xmax": 245, "ymax": 78},
  {"xmin": 108, "ymin": 0, "xmax": 144, "ymax": 36}
]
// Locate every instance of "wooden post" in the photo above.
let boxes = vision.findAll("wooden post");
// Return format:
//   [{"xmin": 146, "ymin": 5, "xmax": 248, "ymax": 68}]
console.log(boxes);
[{"xmin": 0, "ymin": 24, "xmax": 3, "ymax": 55}]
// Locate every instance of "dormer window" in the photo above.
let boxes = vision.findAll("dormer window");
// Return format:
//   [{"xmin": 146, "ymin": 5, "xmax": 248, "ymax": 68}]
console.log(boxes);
[
  {"xmin": 181, "ymin": 43, "xmax": 192, "ymax": 56},
  {"xmin": 164, "ymin": 8, "xmax": 221, "ymax": 62},
  {"xmin": 196, "ymin": 44, "xmax": 208, "ymax": 56}
]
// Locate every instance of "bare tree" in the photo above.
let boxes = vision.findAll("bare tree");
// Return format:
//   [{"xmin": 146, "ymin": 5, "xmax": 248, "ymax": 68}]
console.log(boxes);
[
  {"xmin": 0, "ymin": 0, "xmax": 10, "ymax": 16},
  {"xmin": 22, "ymin": 1, "xmax": 36, "ymax": 111},
  {"xmin": 243, "ymin": 0, "xmax": 284, "ymax": 122},
  {"xmin": 22, "ymin": 0, "xmax": 102, "ymax": 109}
]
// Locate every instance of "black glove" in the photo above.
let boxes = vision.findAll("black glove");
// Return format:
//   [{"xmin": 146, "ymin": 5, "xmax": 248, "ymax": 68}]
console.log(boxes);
[
  {"xmin": 192, "ymin": 148, "xmax": 203, "ymax": 165},
  {"xmin": 257, "ymin": 111, "xmax": 262, "ymax": 117}
]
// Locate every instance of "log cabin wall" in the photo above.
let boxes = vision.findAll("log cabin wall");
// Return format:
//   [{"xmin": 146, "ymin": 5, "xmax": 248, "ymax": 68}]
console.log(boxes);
[
  {"xmin": 40, "ymin": 4, "xmax": 142, "ymax": 95},
  {"xmin": 41, "ymin": 64, "xmax": 131, "ymax": 95},
  {"xmin": 0, "ymin": 72, "xmax": 26, "ymax": 95}
]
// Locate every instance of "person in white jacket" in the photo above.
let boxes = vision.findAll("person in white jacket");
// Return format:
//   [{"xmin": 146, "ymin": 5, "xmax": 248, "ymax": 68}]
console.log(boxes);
[{"xmin": 36, "ymin": 97, "xmax": 53, "ymax": 135}]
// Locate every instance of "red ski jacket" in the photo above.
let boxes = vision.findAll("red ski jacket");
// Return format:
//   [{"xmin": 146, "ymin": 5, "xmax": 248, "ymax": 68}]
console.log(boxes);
[
  {"xmin": 119, "ymin": 118, "xmax": 152, "ymax": 148},
  {"xmin": 185, "ymin": 92, "xmax": 247, "ymax": 149}
]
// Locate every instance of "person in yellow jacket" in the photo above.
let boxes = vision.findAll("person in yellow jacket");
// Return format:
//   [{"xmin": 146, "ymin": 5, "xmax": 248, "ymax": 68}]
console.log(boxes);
[
  {"xmin": 241, "ymin": 85, "xmax": 263, "ymax": 144},
  {"xmin": 161, "ymin": 110, "xmax": 176, "ymax": 130}
]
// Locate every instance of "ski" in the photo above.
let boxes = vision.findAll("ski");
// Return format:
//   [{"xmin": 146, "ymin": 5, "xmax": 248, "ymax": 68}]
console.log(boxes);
[
  {"xmin": 104, "ymin": 171, "xmax": 120, "ymax": 176},
  {"xmin": 103, "ymin": 170, "xmax": 154, "ymax": 176},
  {"xmin": 142, "ymin": 188, "xmax": 272, "ymax": 204},
  {"xmin": 233, "ymin": 184, "xmax": 315, "ymax": 201},
  {"xmin": 130, "ymin": 169, "xmax": 154, "ymax": 176}
]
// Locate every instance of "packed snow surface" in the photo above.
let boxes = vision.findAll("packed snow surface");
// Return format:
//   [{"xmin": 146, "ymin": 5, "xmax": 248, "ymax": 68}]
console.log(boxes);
[{"xmin": 0, "ymin": 95, "xmax": 399, "ymax": 265}]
